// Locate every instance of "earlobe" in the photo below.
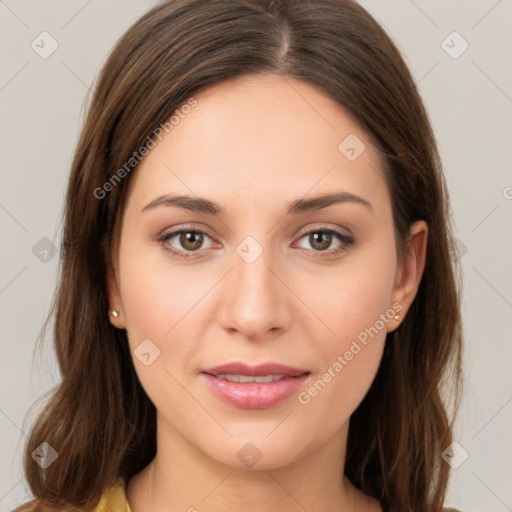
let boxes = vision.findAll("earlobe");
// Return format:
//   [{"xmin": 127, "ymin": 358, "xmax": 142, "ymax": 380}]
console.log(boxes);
[{"xmin": 388, "ymin": 220, "xmax": 428, "ymax": 331}]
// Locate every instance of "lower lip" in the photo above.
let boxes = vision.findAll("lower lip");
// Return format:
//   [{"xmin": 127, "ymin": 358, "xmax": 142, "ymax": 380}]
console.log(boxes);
[{"xmin": 201, "ymin": 373, "xmax": 310, "ymax": 409}]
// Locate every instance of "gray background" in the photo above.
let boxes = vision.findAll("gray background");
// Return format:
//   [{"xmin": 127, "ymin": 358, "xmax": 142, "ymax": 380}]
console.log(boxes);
[{"xmin": 1, "ymin": 1, "xmax": 511, "ymax": 511}]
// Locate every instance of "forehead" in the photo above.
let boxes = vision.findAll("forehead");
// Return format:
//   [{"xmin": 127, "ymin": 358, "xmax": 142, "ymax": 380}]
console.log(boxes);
[{"xmin": 127, "ymin": 74, "xmax": 389, "ymax": 215}]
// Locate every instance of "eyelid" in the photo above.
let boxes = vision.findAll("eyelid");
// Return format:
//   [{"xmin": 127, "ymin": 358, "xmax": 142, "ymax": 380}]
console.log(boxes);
[
  {"xmin": 158, "ymin": 223, "xmax": 217, "ymax": 242},
  {"xmin": 294, "ymin": 223, "xmax": 352, "ymax": 240}
]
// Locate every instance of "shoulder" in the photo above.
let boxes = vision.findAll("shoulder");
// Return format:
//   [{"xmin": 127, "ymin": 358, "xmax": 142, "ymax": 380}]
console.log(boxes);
[{"xmin": 11, "ymin": 478, "xmax": 131, "ymax": 512}]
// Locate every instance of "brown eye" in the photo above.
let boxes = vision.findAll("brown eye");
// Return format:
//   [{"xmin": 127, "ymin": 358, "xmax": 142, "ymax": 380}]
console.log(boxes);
[
  {"xmin": 295, "ymin": 226, "xmax": 354, "ymax": 258},
  {"xmin": 308, "ymin": 231, "xmax": 333, "ymax": 251},
  {"xmin": 179, "ymin": 231, "xmax": 204, "ymax": 251},
  {"xmin": 158, "ymin": 228, "xmax": 215, "ymax": 259}
]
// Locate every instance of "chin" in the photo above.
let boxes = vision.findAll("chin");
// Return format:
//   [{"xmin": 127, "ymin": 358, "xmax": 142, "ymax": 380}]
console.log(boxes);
[{"xmin": 202, "ymin": 431, "xmax": 312, "ymax": 471}]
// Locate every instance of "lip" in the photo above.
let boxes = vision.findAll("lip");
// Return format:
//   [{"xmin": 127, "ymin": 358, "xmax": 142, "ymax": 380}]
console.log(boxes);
[
  {"xmin": 202, "ymin": 362, "xmax": 309, "ymax": 377},
  {"xmin": 201, "ymin": 362, "xmax": 310, "ymax": 409}
]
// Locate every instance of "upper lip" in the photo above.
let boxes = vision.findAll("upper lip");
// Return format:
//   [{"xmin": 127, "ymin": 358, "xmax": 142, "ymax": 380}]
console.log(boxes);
[{"xmin": 202, "ymin": 362, "xmax": 309, "ymax": 377}]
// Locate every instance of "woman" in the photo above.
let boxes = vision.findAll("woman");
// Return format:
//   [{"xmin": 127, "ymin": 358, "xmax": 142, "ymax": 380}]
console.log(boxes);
[{"xmin": 14, "ymin": 0, "xmax": 464, "ymax": 511}]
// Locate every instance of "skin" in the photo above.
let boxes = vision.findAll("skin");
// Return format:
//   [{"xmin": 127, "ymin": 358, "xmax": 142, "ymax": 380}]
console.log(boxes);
[{"xmin": 106, "ymin": 74, "xmax": 428, "ymax": 512}]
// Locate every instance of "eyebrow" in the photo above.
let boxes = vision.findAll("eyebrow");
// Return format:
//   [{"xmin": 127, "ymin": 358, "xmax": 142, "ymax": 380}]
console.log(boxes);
[{"xmin": 141, "ymin": 191, "xmax": 373, "ymax": 215}]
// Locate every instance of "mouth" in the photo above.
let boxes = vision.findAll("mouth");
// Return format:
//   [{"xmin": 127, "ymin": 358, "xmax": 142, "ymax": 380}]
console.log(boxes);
[
  {"xmin": 206, "ymin": 373, "xmax": 301, "ymax": 383},
  {"xmin": 201, "ymin": 362, "xmax": 310, "ymax": 409}
]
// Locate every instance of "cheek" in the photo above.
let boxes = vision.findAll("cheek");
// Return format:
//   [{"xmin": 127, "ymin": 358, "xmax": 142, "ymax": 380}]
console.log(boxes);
[
  {"xmin": 116, "ymin": 242, "xmax": 203, "ymax": 412},
  {"xmin": 297, "ymin": 239, "xmax": 397, "ymax": 347},
  {"xmin": 293, "ymin": 243, "xmax": 396, "ymax": 413},
  {"xmin": 116, "ymin": 234, "xmax": 203, "ymax": 369},
  {"xmin": 295, "ymin": 291, "xmax": 388, "ymax": 430}
]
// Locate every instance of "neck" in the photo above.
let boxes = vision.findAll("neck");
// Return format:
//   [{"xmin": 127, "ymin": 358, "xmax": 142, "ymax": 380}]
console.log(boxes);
[{"xmin": 127, "ymin": 413, "xmax": 381, "ymax": 512}]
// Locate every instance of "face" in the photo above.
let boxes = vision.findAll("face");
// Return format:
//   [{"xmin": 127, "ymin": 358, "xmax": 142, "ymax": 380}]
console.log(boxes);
[{"xmin": 107, "ymin": 74, "xmax": 426, "ymax": 469}]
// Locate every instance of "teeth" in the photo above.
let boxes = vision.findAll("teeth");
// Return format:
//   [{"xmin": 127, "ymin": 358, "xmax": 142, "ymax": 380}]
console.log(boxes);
[{"xmin": 215, "ymin": 374, "xmax": 287, "ymax": 383}]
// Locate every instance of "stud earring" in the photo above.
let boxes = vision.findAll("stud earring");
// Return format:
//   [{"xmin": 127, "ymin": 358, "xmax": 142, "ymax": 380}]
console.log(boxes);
[
  {"xmin": 394, "ymin": 314, "xmax": 400, "ymax": 321},
  {"xmin": 110, "ymin": 309, "xmax": 119, "ymax": 318}
]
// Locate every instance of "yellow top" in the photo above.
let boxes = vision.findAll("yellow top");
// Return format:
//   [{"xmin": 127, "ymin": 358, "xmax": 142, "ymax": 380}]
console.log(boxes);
[
  {"xmin": 13, "ymin": 478, "xmax": 464, "ymax": 512},
  {"xmin": 12, "ymin": 478, "xmax": 131, "ymax": 512}
]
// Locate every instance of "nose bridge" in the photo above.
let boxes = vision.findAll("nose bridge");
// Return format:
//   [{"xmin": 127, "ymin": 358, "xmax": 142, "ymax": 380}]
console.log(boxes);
[{"xmin": 217, "ymin": 233, "xmax": 291, "ymax": 338}]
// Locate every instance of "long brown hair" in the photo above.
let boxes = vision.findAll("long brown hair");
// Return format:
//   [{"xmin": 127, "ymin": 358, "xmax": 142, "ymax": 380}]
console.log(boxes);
[{"xmin": 17, "ymin": 1, "xmax": 463, "ymax": 511}]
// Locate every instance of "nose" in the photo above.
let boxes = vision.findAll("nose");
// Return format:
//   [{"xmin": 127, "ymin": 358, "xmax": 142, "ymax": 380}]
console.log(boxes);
[{"xmin": 217, "ymin": 241, "xmax": 292, "ymax": 341}]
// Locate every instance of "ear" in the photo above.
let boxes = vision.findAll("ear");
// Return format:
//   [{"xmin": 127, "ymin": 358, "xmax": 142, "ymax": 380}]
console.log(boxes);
[
  {"xmin": 387, "ymin": 220, "xmax": 428, "ymax": 333},
  {"xmin": 102, "ymin": 239, "xmax": 126, "ymax": 329}
]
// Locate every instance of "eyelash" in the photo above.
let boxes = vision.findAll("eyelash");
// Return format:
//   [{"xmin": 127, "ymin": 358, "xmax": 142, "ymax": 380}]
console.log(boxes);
[{"xmin": 157, "ymin": 224, "xmax": 354, "ymax": 260}]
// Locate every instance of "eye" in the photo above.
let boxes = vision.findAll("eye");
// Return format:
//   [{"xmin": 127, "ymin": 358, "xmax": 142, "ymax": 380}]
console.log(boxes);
[
  {"xmin": 157, "ymin": 224, "xmax": 354, "ymax": 260},
  {"xmin": 294, "ymin": 226, "xmax": 354, "ymax": 257},
  {"xmin": 158, "ymin": 227, "xmax": 215, "ymax": 259}
]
